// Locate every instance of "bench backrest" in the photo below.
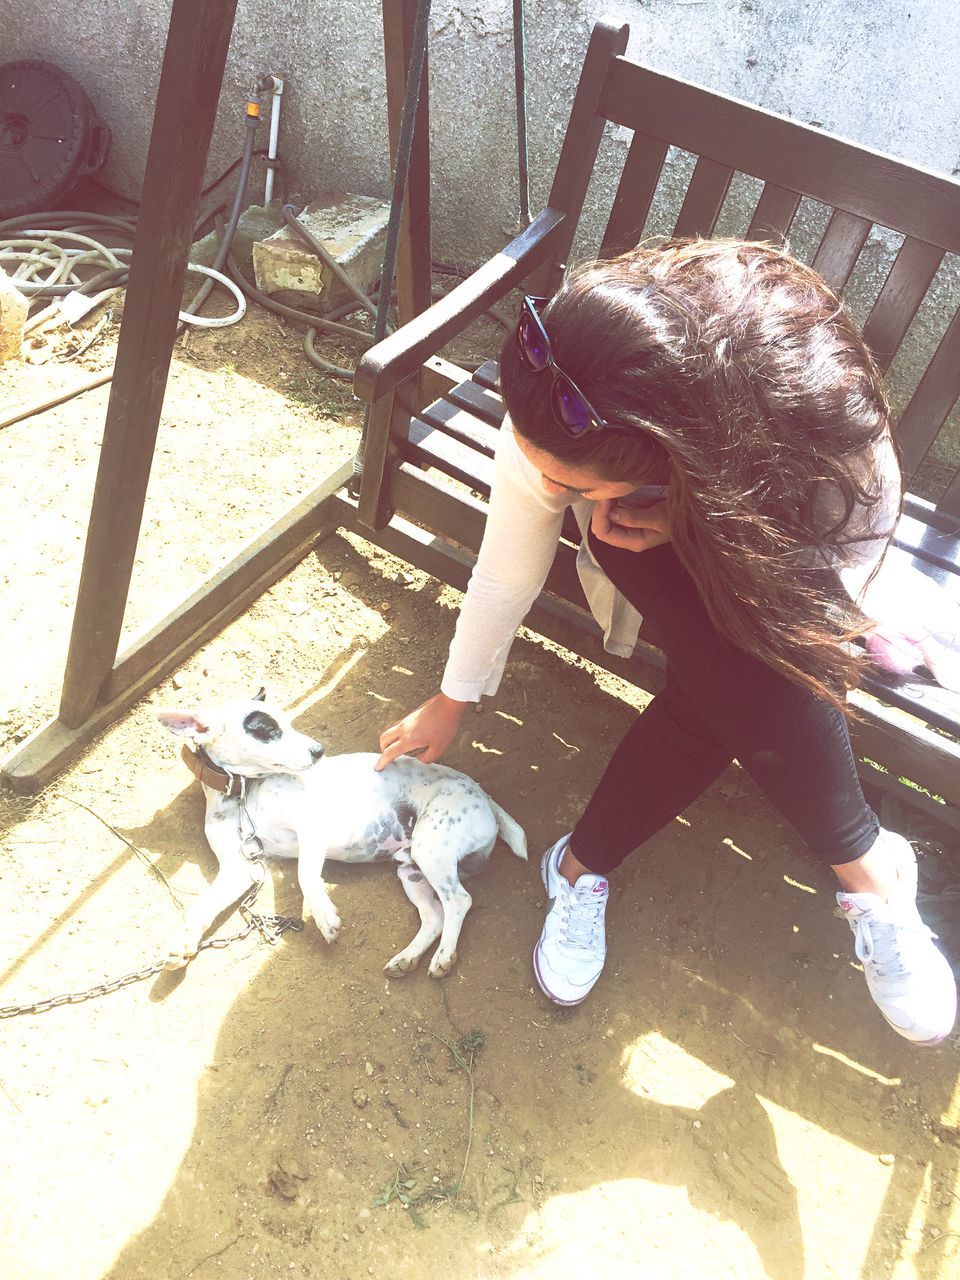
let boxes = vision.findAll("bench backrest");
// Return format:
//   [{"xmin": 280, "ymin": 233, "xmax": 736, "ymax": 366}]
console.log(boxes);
[{"xmin": 545, "ymin": 21, "xmax": 960, "ymax": 524}]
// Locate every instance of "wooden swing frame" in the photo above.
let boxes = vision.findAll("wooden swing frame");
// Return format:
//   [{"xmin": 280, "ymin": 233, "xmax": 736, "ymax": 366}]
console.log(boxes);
[{"xmin": 5, "ymin": 5, "xmax": 960, "ymax": 838}]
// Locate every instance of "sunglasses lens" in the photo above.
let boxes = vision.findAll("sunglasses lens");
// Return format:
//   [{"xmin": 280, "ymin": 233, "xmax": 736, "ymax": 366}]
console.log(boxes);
[
  {"xmin": 552, "ymin": 376, "xmax": 594, "ymax": 436},
  {"xmin": 517, "ymin": 310, "xmax": 550, "ymax": 371}
]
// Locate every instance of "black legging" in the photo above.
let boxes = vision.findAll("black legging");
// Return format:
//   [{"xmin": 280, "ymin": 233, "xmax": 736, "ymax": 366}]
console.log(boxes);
[{"xmin": 572, "ymin": 536, "xmax": 879, "ymax": 874}]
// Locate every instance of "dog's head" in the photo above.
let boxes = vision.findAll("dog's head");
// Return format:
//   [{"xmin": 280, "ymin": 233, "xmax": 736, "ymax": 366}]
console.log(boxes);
[{"xmin": 157, "ymin": 687, "xmax": 325, "ymax": 777}]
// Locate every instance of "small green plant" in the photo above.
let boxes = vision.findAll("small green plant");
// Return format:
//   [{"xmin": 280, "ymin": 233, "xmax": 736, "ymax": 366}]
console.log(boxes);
[
  {"xmin": 372, "ymin": 1163, "xmax": 459, "ymax": 1229},
  {"xmin": 372, "ymin": 1026, "xmax": 486, "ymax": 1228}
]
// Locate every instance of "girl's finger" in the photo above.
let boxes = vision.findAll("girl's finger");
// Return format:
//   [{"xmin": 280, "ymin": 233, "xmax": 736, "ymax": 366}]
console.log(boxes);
[
  {"xmin": 591, "ymin": 499, "xmax": 616, "ymax": 540},
  {"xmin": 375, "ymin": 736, "xmax": 417, "ymax": 771},
  {"xmin": 609, "ymin": 499, "xmax": 670, "ymax": 531}
]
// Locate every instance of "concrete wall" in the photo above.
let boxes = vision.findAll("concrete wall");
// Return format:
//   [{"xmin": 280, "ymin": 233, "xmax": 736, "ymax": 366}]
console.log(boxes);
[{"xmin": 4, "ymin": 0, "xmax": 959, "ymax": 263}]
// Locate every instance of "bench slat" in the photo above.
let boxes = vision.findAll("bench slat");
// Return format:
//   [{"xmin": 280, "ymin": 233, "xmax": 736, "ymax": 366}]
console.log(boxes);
[
  {"xmin": 848, "ymin": 692, "xmax": 960, "ymax": 808},
  {"xmin": 746, "ymin": 182, "xmax": 802, "ymax": 242},
  {"xmin": 672, "ymin": 156, "xmax": 734, "ymax": 239},
  {"xmin": 812, "ymin": 209, "xmax": 872, "ymax": 292},
  {"xmin": 404, "ymin": 419, "xmax": 495, "ymax": 493},
  {"xmin": 941, "ymin": 470, "xmax": 960, "ymax": 520},
  {"xmin": 600, "ymin": 132, "xmax": 669, "ymax": 257},
  {"xmin": 861, "ymin": 672, "xmax": 960, "ymax": 739},
  {"xmin": 862, "ymin": 238, "xmax": 944, "ymax": 370},
  {"xmin": 896, "ymin": 307, "xmax": 960, "ymax": 476},
  {"xmin": 598, "ymin": 57, "xmax": 960, "ymax": 254},
  {"xmin": 419, "ymin": 397, "xmax": 500, "ymax": 456},
  {"xmin": 895, "ymin": 510, "xmax": 960, "ymax": 576},
  {"xmin": 390, "ymin": 461, "xmax": 587, "ymax": 606},
  {"xmin": 471, "ymin": 359, "xmax": 501, "ymax": 392},
  {"xmin": 445, "ymin": 379, "xmax": 508, "ymax": 426}
]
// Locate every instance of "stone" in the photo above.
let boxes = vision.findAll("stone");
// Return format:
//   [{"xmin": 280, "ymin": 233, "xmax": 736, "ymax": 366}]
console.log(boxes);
[
  {"xmin": 0, "ymin": 270, "xmax": 28, "ymax": 363},
  {"xmin": 190, "ymin": 201, "xmax": 285, "ymax": 278},
  {"xmin": 253, "ymin": 193, "xmax": 389, "ymax": 314}
]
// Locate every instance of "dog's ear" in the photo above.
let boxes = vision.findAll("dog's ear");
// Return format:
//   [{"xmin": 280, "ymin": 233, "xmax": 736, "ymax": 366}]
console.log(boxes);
[
  {"xmin": 156, "ymin": 709, "xmax": 212, "ymax": 741},
  {"xmin": 253, "ymin": 687, "xmax": 267, "ymax": 702}
]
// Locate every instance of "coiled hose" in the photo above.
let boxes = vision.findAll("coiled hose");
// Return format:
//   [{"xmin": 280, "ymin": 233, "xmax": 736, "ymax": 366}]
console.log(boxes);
[{"xmin": 0, "ymin": 101, "xmax": 509, "ymax": 430}]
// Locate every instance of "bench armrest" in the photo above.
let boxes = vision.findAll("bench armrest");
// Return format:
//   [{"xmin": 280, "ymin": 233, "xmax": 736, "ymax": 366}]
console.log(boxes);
[{"xmin": 353, "ymin": 207, "xmax": 567, "ymax": 404}]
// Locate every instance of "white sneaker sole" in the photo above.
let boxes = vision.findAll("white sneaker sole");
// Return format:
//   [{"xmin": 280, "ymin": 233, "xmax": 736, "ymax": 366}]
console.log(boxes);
[{"xmin": 533, "ymin": 941, "xmax": 589, "ymax": 1006}]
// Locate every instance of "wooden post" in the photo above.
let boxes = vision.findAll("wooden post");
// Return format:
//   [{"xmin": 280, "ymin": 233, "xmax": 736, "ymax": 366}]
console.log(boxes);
[
  {"xmin": 58, "ymin": 0, "xmax": 240, "ymax": 727},
  {"xmin": 382, "ymin": 0, "xmax": 432, "ymax": 326}
]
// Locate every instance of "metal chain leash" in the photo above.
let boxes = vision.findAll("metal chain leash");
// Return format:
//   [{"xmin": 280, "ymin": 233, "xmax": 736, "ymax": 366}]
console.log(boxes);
[{"xmin": 1, "ymin": 780, "xmax": 303, "ymax": 1020}]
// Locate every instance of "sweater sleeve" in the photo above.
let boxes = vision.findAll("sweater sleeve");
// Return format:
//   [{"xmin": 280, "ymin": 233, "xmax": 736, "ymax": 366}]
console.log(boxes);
[{"xmin": 440, "ymin": 422, "xmax": 567, "ymax": 701}]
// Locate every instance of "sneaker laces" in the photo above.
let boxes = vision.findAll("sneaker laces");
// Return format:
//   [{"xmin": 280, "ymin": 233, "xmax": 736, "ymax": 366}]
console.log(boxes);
[
  {"xmin": 851, "ymin": 910, "xmax": 935, "ymax": 988},
  {"xmin": 558, "ymin": 880, "xmax": 606, "ymax": 951}
]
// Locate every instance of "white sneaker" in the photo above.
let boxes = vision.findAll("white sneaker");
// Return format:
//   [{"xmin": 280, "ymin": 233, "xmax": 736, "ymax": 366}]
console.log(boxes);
[
  {"xmin": 837, "ymin": 832, "xmax": 957, "ymax": 1046},
  {"xmin": 533, "ymin": 834, "xmax": 609, "ymax": 1005}
]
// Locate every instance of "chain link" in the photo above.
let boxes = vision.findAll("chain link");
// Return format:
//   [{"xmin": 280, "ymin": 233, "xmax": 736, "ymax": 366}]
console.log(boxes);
[
  {"xmin": 1, "ymin": 797, "xmax": 303, "ymax": 1020},
  {"xmin": 0, "ymin": 906, "xmax": 302, "ymax": 1020}
]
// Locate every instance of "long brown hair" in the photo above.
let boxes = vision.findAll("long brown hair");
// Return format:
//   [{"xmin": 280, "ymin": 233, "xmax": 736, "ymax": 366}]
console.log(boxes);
[{"xmin": 499, "ymin": 239, "xmax": 900, "ymax": 708}]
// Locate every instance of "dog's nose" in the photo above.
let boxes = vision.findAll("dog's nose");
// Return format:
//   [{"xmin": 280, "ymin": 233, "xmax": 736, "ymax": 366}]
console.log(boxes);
[{"xmin": 309, "ymin": 743, "xmax": 325, "ymax": 762}]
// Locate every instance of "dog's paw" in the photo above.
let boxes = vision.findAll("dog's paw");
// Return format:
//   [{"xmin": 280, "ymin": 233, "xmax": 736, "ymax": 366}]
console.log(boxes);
[
  {"xmin": 304, "ymin": 895, "xmax": 341, "ymax": 943},
  {"xmin": 315, "ymin": 913, "xmax": 341, "ymax": 944},
  {"xmin": 162, "ymin": 936, "xmax": 199, "ymax": 970},
  {"xmin": 383, "ymin": 951, "xmax": 421, "ymax": 977},
  {"xmin": 428, "ymin": 949, "xmax": 457, "ymax": 978}
]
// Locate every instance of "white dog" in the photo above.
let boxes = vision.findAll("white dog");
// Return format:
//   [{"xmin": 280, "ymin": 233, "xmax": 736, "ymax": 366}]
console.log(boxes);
[{"xmin": 158, "ymin": 690, "xmax": 527, "ymax": 977}]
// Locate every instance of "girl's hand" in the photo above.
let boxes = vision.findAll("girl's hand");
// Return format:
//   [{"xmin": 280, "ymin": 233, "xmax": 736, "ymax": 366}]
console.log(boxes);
[
  {"xmin": 376, "ymin": 692, "xmax": 469, "ymax": 771},
  {"xmin": 591, "ymin": 497, "xmax": 671, "ymax": 553}
]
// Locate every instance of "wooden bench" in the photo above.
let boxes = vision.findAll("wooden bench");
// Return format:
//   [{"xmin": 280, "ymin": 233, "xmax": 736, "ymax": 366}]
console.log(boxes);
[{"xmin": 350, "ymin": 19, "xmax": 960, "ymax": 820}]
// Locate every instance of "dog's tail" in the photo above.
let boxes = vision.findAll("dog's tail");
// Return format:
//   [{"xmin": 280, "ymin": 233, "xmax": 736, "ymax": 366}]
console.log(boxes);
[{"xmin": 489, "ymin": 800, "xmax": 528, "ymax": 860}]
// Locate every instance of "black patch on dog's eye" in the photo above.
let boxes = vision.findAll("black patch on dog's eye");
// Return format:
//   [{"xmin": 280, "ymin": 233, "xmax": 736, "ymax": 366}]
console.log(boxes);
[{"xmin": 243, "ymin": 710, "xmax": 282, "ymax": 743}]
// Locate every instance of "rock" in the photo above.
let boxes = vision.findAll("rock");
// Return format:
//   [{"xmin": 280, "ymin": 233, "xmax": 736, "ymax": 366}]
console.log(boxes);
[
  {"xmin": 276, "ymin": 1153, "xmax": 309, "ymax": 1180},
  {"xmin": 268, "ymin": 1167, "xmax": 301, "ymax": 1201},
  {"xmin": 253, "ymin": 193, "xmax": 389, "ymax": 314},
  {"xmin": 0, "ymin": 270, "xmax": 28, "ymax": 363},
  {"xmin": 190, "ymin": 201, "xmax": 284, "ymax": 277}
]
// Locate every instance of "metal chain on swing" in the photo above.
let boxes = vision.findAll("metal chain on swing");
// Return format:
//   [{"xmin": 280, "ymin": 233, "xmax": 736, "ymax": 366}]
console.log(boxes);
[{"xmin": 0, "ymin": 780, "xmax": 302, "ymax": 1021}]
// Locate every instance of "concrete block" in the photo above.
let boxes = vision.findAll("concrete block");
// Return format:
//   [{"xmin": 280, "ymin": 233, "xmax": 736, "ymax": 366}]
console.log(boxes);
[
  {"xmin": 252, "ymin": 193, "xmax": 389, "ymax": 314},
  {"xmin": 0, "ymin": 270, "xmax": 28, "ymax": 363},
  {"xmin": 190, "ymin": 202, "xmax": 286, "ymax": 279}
]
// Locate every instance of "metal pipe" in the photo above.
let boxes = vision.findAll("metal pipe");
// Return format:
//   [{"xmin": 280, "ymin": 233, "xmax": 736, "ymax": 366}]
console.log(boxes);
[{"xmin": 259, "ymin": 74, "xmax": 285, "ymax": 204}]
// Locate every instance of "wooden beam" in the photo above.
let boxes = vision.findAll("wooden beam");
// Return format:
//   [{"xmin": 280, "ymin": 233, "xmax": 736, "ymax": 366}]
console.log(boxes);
[
  {"xmin": 382, "ymin": 0, "xmax": 432, "ymax": 325},
  {"xmin": 105, "ymin": 461, "xmax": 354, "ymax": 701},
  {"xmin": 2, "ymin": 464, "xmax": 353, "ymax": 793},
  {"xmin": 58, "ymin": 0, "xmax": 240, "ymax": 727}
]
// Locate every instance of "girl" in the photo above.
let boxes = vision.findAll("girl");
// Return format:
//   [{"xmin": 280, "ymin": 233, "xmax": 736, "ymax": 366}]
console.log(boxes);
[{"xmin": 376, "ymin": 239, "xmax": 957, "ymax": 1045}]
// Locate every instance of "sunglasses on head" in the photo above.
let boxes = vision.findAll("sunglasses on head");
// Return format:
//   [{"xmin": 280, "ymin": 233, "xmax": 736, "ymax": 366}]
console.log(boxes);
[{"xmin": 515, "ymin": 295, "xmax": 636, "ymax": 439}]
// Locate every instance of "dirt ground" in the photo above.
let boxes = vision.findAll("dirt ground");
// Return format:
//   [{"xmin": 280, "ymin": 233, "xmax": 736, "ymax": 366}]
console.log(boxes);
[{"xmin": 2, "ymin": 296, "xmax": 960, "ymax": 1280}]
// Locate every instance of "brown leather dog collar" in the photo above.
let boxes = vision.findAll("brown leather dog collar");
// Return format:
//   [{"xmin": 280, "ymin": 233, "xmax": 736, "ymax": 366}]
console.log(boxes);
[{"xmin": 180, "ymin": 744, "xmax": 245, "ymax": 797}]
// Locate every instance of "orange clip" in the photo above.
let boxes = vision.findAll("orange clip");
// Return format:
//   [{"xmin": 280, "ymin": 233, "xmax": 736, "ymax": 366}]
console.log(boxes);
[{"xmin": 246, "ymin": 101, "xmax": 262, "ymax": 117}]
